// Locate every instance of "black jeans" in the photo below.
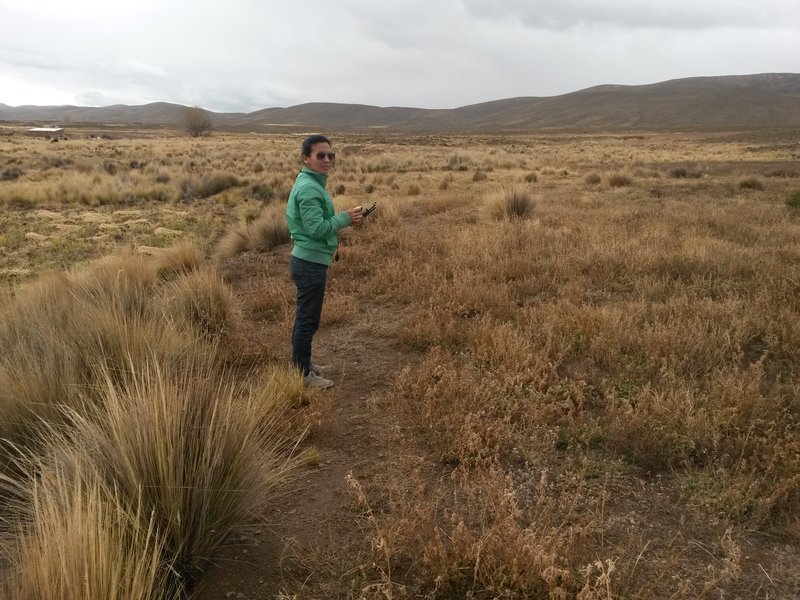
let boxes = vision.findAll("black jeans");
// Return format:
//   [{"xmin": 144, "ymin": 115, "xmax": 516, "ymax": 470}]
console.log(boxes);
[{"xmin": 290, "ymin": 256, "xmax": 328, "ymax": 376}]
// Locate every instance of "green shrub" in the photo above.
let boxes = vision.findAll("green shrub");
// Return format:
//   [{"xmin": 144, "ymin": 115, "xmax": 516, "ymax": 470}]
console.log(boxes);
[{"xmin": 786, "ymin": 190, "xmax": 800, "ymax": 209}]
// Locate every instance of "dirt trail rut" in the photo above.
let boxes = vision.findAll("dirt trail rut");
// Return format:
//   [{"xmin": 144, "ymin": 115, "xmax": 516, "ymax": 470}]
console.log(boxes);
[{"xmin": 195, "ymin": 292, "xmax": 418, "ymax": 599}]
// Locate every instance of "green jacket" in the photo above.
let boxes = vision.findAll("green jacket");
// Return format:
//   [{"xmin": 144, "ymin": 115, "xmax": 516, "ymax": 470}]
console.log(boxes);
[{"xmin": 286, "ymin": 167, "xmax": 351, "ymax": 266}]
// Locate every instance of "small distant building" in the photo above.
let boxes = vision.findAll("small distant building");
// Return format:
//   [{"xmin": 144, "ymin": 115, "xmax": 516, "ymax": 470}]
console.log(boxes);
[{"xmin": 28, "ymin": 126, "xmax": 65, "ymax": 138}]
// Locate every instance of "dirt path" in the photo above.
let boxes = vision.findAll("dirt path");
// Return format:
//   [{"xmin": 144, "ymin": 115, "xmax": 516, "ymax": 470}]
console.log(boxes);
[{"xmin": 194, "ymin": 283, "xmax": 419, "ymax": 599}]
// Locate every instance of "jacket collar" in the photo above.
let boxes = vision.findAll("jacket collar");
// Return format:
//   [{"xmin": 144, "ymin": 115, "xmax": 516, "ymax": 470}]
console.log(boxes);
[{"xmin": 300, "ymin": 166, "xmax": 328, "ymax": 186}]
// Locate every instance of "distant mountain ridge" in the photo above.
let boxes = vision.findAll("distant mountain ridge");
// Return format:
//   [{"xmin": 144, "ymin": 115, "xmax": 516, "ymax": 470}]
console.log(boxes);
[{"xmin": 2, "ymin": 73, "xmax": 799, "ymax": 132}]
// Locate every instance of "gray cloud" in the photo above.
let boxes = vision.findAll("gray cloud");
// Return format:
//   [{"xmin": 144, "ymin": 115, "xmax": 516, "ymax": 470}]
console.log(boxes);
[
  {"xmin": 1, "ymin": 0, "xmax": 798, "ymax": 111},
  {"xmin": 460, "ymin": 0, "xmax": 800, "ymax": 30}
]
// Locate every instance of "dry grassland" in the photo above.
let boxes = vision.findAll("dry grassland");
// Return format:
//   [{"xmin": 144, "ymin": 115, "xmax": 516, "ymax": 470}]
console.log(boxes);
[{"xmin": 1, "ymin": 128, "xmax": 799, "ymax": 598}]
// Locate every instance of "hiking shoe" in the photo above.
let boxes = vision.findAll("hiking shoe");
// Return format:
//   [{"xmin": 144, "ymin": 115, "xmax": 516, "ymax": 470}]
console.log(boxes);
[
  {"xmin": 304, "ymin": 371, "xmax": 334, "ymax": 389},
  {"xmin": 311, "ymin": 363, "xmax": 334, "ymax": 376}
]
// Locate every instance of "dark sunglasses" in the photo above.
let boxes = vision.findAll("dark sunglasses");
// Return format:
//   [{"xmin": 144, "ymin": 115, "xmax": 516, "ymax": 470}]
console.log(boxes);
[{"xmin": 313, "ymin": 151, "xmax": 336, "ymax": 161}]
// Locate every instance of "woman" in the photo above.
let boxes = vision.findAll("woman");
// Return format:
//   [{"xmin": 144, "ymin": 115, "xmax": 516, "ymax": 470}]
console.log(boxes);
[{"xmin": 286, "ymin": 134, "xmax": 363, "ymax": 388}]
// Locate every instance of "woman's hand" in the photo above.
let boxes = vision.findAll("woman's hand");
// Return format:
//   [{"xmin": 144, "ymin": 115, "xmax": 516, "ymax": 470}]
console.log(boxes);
[{"xmin": 346, "ymin": 206, "xmax": 364, "ymax": 224}]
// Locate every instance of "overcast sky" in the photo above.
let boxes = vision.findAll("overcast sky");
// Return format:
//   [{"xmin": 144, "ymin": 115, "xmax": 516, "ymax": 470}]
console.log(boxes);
[{"xmin": 1, "ymin": 0, "xmax": 799, "ymax": 112}]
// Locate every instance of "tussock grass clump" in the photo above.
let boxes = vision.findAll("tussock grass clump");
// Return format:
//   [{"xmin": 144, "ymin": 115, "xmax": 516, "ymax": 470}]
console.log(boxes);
[
  {"xmin": 249, "ymin": 182, "xmax": 276, "ymax": 203},
  {"xmin": 80, "ymin": 357, "xmax": 297, "ymax": 581},
  {"xmin": 607, "ymin": 172, "xmax": 634, "ymax": 187},
  {"xmin": 180, "ymin": 173, "xmax": 239, "ymax": 200},
  {"xmin": 738, "ymin": 177, "xmax": 764, "ymax": 190},
  {"xmin": 584, "ymin": 172, "xmax": 601, "ymax": 185},
  {"xmin": 154, "ymin": 241, "xmax": 204, "ymax": 280},
  {"xmin": 0, "ymin": 247, "xmax": 302, "ymax": 595},
  {"xmin": 0, "ymin": 254, "xmax": 202, "ymax": 442},
  {"xmin": 3, "ymin": 453, "xmax": 175, "ymax": 600},
  {"xmin": 669, "ymin": 166, "xmax": 703, "ymax": 178},
  {"xmin": 444, "ymin": 152, "xmax": 471, "ymax": 171},
  {"xmin": 69, "ymin": 254, "xmax": 157, "ymax": 318},
  {"xmin": 472, "ymin": 170, "xmax": 488, "ymax": 182},
  {"xmin": 417, "ymin": 193, "xmax": 464, "ymax": 215},
  {"xmin": 160, "ymin": 268, "xmax": 234, "ymax": 339},
  {"xmin": 213, "ymin": 203, "xmax": 290, "ymax": 261},
  {"xmin": 484, "ymin": 185, "xmax": 536, "ymax": 220},
  {"xmin": 372, "ymin": 200, "xmax": 401, "ymax": 227},
  {"xmin": 0, "ymin": 166, "xmax": 22, "ymax": 181}
]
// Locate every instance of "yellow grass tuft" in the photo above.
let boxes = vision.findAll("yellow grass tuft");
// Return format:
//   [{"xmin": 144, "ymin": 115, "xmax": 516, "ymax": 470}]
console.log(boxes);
[
  {"xmin": 159, "ymin": 268, "xmax": 235, "ymax": 339},
  {"xmin": 154, "ymin": 241, "xmax": 205, "ymax": 280},
  {"xmin": 483, "ymin": 185, "xmax": 536, "ymax": 220},
  {"xmin": 213, "ymin": 203, "xmax": 290, "ymax": 261}
]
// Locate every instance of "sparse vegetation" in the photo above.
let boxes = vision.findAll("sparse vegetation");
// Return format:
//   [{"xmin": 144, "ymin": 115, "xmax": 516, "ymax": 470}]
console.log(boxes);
[{"xmin": 1, "ymin": 129, "xmax": 798, "ymax": 598}]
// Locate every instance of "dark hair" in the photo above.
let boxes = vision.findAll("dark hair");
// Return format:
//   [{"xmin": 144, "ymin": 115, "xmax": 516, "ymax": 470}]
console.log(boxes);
[{"xmin": 301, "ymin": 134, "xmax": 331, "ymax": 157}]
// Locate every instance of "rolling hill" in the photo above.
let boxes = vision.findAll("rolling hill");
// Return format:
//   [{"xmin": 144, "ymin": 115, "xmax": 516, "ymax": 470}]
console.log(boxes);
[{"xmin": 1, "ymin": 73, "xmax": 799, "ymax": 132}]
